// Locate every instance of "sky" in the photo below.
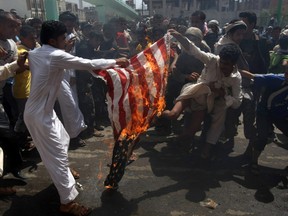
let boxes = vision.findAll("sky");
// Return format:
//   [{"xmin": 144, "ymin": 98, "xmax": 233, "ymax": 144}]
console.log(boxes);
[{"xmin": 129, "ymin": 0, "xmax": 147, "ymax": 10}]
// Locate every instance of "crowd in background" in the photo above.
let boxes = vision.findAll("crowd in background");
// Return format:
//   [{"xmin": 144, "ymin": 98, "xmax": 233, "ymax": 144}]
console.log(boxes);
[{"xmin": 0, "ymin": 8, "xmax": 287, "ymax": 201}]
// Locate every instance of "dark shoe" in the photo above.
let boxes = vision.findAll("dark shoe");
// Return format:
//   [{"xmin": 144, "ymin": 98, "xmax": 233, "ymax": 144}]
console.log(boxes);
[
  {"xmin": 11, "ymin": 170, "xmax": 27, "ymax": 180},
  {"xmin": 70, "ymin": 137, "xmax": 86, "ymax": 147}
]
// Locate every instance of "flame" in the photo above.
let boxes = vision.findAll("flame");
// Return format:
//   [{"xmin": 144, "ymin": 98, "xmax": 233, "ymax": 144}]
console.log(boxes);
[
  {"xmin": 103, "ymin": 36, "xmax": 170, "ymax": 189},
  {"xmin": 119, "ymin": 46, "xmax": 169, "ymax": 141},
  {"xmin": 97, "ymin": 160, "xmax": 103, "ymax": 180}
]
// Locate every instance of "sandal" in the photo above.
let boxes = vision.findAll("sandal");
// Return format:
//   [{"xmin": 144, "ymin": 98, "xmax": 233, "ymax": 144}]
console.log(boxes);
[
  {"xmin": 0, "ymin": 187, "xmax": 16, "ymax": 196},
  {"xmin": 93, "ymin": 130, "xmax": 104, "ymax": 137},
  {"xmin": 60, "ymin": 201, "xmax": 92, "ymax": 216},
  {"xmin": 70, "ymin": 168, "xmax": 80, "ymax": 179}
]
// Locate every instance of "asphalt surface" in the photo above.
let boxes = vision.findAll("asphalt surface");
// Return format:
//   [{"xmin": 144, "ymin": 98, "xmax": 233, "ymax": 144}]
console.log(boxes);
[{"xmin": 0, "ymin": 121, "xmax": 288, "ymax": 216}]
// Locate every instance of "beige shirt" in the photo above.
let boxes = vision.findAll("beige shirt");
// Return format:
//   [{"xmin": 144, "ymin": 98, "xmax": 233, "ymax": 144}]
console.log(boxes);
[{"xmin": 185, "ymin": 40, "xmax": 242, "ymax": 109}]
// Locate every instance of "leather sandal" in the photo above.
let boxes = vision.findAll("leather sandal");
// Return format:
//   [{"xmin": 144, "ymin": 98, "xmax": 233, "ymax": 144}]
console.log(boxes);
[
  {"xmin": 60, "ymin": 201, "xmax": 92, "ymax": 216},
  {"xmin": 70, "ymin": 168, "xmax": 80, "ymax": 179}
]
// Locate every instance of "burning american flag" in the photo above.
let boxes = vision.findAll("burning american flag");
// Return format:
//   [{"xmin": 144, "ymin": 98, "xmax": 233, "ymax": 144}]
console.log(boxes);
[{"xmin": 92, "ymin": 35, "xmax": 171, "ymax": 189}]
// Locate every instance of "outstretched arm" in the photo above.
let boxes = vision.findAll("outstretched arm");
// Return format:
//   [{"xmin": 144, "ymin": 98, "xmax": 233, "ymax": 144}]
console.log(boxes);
[
  {"xmin": 168, "ymin": 29, "xmax": 214, "ymax": 65},
  {"xmin": 0, "ymin": 52, "xmax": 28, "ymax": 80},
  {"xmin": 168, "ymin": 29, "xmax": 191, "ymax": 51},
  {"xmin": 115, "ymin": 57, "xmax": 129, "ymax": 68},
  {"xmin": 239, "ymin": 69, "xmax": 255, "ymax": 80}
]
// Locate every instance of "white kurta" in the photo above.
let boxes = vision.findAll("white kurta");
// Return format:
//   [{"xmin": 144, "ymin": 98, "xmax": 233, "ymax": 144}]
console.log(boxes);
[
  {"xmin": 24, "ymin": 44, "xmax": 116, "ymax": 204},
  {"xmin": 57, "ymin": 73, "xmax": 87, "ymax": 139}
]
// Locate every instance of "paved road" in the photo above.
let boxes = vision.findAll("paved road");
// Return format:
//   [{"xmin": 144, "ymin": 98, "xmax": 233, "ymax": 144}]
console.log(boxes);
[{"xmin": 0, "ymin": 123, "xmax": 287, "ymax": 216}]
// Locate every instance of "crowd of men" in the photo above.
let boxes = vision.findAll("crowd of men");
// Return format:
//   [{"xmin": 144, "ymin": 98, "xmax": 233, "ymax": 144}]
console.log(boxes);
[{"xmin": 0, "ymin": 8, "xmax": 287, "ymax": 216}]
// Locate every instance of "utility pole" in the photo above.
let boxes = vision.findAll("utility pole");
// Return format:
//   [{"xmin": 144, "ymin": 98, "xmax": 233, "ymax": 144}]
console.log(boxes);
[
  {"xmin": 277, "ymin": 0, "xmax": 282, "ymax": 25},
  {"xmin": 44, "ymin": 0, "xmax": 59, "ymax": 20}
]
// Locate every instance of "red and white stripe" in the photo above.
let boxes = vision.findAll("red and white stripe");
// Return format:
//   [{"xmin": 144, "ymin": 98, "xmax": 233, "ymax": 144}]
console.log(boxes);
[{"xmin": 93, "ymin": 35, "xmax": 170, "ymax": 140}]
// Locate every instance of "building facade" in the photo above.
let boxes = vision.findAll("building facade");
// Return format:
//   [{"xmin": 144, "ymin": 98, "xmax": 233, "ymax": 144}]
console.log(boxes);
[
  {"xmin": 0, "ymin": 0, "xmax": 46, "ymax": 20},
  {"xmin": 143, "ymin": 0, "xmax": 288, "ymax": 27}
]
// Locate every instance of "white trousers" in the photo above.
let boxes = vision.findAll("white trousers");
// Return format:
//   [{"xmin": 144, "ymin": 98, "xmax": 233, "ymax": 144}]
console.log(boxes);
[
  {"xmin": 24, "ymin": 109, "xmax": 78, "ymax": 204},
  {"xmin": 206, "ymin": 98, "xmax": 227, "ymax": 145}
]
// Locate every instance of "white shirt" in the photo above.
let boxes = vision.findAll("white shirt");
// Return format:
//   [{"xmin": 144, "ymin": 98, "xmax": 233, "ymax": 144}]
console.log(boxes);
[
  {"xmin": 25, "ymin": 44, "xmax": 116, "ymax": 115},
  {"xmin": 0, "ymin": 39, "xmax": 18, "ymax": 92}
]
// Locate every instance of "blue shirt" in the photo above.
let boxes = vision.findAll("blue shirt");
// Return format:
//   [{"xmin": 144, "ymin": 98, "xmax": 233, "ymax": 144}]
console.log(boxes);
[{"xmin": 254, "ymin": 74, "xmax": 286, "ymax": 115}]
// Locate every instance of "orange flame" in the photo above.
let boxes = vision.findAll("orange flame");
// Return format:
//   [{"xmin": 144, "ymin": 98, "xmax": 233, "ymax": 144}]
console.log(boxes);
[
  {"xmin": 119, "ymin": 47, "xmax": 169, "ymax": 141},
  {"xmin": 97, "ymin": 160, "xmax": 103, "ymax": 180}
]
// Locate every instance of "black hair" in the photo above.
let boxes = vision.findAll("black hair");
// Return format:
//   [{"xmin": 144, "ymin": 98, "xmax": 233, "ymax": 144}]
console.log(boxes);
[
  {"xmin": 227, "ymin": 19, "xmax": 247, "ymax": 35},
  {"xmin": 19, "ymin": 25, "xmax": 35, "ymax": 37},
  {"xmin": 153, "ymin": 14, "xmax": 163, "ymax": 20},
  {"xmin": 59, "ymin": 11, "xmax": 77, "ymax": 22},
  {"xmin": 219, "ymin": 44, "xmax": 240, "ymax": 64},
  {"xmin": 136, "ymin": 26, "xmax": 147, "ymax": 35},
  {"xmin": 191, "ymin": 10, "xmax": 206, "ymax": 21},
  {"xmin": 0, "ymin": 11, "xmax": 13, "ymax": 22},
  {"xmin": 177, "ymin": 18, "xmax": 188, "ymax": 27},
  {"xmin": 29, "ymin": 17, "xmax": 42, "ymax": 26},
  {"xmin": 239, "ymin": 11, "xmax": 257, "ymax": 26},
  {"xmin": 103, "ymin": 22, "xmax": 114, "ymax": 32},
  {"xmin": 40, "ymin": 20, "xmax": 67, "ymax": 44},
  {"xmin": 88, "ymin": 31, "xmax": 103, "ymax": 41},
  {"xmin": 152, "ymin": 26, "xmax": 165, "ymax": 34},
  {"xmin": 80, "ymin": 21, "xmax": 92, "ymax": 30},
  {"xmin": 169, "ymin": 18, "xmax": 178, "ymax": 25}
]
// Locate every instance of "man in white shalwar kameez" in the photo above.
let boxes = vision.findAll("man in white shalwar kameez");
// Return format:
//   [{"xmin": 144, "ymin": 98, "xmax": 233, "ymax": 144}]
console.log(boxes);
[
  {"xmin": 167, "ymin": 29, "xmax": 242, "ymax": 160},
  {"xmin": 24, "ymin": 20, "xmax": 128, "ymax": 215}
]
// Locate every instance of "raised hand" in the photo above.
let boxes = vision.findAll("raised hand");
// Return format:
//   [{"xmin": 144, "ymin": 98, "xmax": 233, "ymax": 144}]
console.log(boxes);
[
  {"xmin": 16, "ymin": 52, "xmax": 29, "ymax": 73},
  {"xmin": 17, "ymin": 52, "xmax": 28, "ymax": 68}
]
